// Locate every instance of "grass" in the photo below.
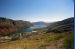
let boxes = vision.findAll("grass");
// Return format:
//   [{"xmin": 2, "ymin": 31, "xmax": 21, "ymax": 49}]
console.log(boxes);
[
  {"xmin": 65, "ymin": 32, "xmax": 74, "ymax": 49},
  {"xmin": 46, "ymin": 33, "xmax": 64, "ymax": 42},
  {"xmin": 0, "ymin": 31, "xmax": 73, "ymax": 49},
  {"xmin": 24, "ymin": 48, "xmax": 27, "ymax": 49}
]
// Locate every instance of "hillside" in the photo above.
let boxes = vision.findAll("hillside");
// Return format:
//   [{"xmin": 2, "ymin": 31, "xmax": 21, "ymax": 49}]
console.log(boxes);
[
  {"xmin": 31, "ymin": 21, "xmax": 47, "ymax": 29},
  {"xmin": 47, "ymin": 17, "xmax": 74, "ymax": 33},
  {"xmin": 0, "ymin": 17, "xmax": 32, "ymax": 36},
  {"xmin": 0, "ymin": 17, "xmax": 74, "ymax": 49}
]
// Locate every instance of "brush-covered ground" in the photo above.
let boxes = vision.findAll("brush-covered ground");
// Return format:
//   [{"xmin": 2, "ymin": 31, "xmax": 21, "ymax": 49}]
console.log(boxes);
[{"xmin": 0, "ymin": 30, "xmax": 73, "ymax": 49}]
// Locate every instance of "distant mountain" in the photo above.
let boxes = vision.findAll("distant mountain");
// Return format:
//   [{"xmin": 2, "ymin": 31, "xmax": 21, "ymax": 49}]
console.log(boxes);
[
  {"xmin": 31, "ymin": 21, "xmax": 47, "ymax": 29},
  {"xmin": 0, "ymin": 17, "xmax": 32, "ymax": 36},
  {"xmin": 47, "ymin": 17, "xmax": 74, "ymax": 33}
]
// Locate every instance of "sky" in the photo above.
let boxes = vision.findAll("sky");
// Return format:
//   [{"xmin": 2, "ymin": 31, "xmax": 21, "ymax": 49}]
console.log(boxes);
[{"xmin": 0, "ymin": 0, "xmax": 74, "ymax": 22}]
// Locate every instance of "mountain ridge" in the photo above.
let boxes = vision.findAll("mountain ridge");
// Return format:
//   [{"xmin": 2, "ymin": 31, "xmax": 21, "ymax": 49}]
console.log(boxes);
[{"xmin": 47, "ymin": 17, "xmax": 74, "ymax": 33}]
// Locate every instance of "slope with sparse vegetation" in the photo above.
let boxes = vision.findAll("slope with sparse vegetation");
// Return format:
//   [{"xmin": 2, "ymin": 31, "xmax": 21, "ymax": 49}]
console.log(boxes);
[{"xmin": 0, "ymin": 17, "xmax": 32, "ymax": 36}]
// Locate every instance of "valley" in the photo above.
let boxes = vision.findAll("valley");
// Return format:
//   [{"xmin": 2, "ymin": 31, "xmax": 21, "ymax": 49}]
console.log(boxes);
[{"xmin": 0, "ymin": 17, "xmax": 74, "ymax": 49}]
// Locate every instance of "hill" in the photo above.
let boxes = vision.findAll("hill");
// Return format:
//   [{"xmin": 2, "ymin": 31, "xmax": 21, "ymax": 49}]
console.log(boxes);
[
  {"xmin": 47, "ymin": 17, "xmax": 74, "ymax": 33},
  {"xmin": 31, "ymin": 21, "xmax": 47, "ymax": 29},
  {"xmin": 0, "ymin": 17, "xmax": 73, "ymax": 49},
  {"xmin": 0, "ymin": 17, "xmax": 32, "ymax": 36}
]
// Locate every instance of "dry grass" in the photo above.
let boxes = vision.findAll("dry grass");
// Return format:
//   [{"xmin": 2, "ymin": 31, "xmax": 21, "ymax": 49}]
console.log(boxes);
[{"xmin": 0, "ymin": 32, "xmax": 72, "ymax": 49}]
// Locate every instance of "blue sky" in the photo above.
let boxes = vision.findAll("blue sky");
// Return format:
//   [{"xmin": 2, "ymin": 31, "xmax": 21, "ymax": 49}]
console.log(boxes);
[{"xmin": 0, "ymin": 0, "xmax": 74, "ymax": 22}]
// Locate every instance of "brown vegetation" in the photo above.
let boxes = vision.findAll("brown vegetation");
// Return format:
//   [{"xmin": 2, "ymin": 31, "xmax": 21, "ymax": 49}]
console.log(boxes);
[{"xmin": 0, "ymin": 17, "xmax": 32, "ymax": 36}]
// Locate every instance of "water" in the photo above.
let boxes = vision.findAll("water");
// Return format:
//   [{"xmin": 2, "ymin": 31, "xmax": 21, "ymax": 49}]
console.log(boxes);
[
  {"xmin": 21, "ymin": 28, "xmax": 32, "ymax": 32},
  {"xmin": 9, "ymin": 28, "xmax": 33, "ymax": 38},
  {"xmin": 30, "ymin": 25, "xmax": 47, "ymax": 29},
  {"xmin": 10, "ymin": 24, "xmax": 47, "ymax": 36},
  {"xmin": 9, "ymin": 28, "xmax": 32, "ymax": 36}
]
